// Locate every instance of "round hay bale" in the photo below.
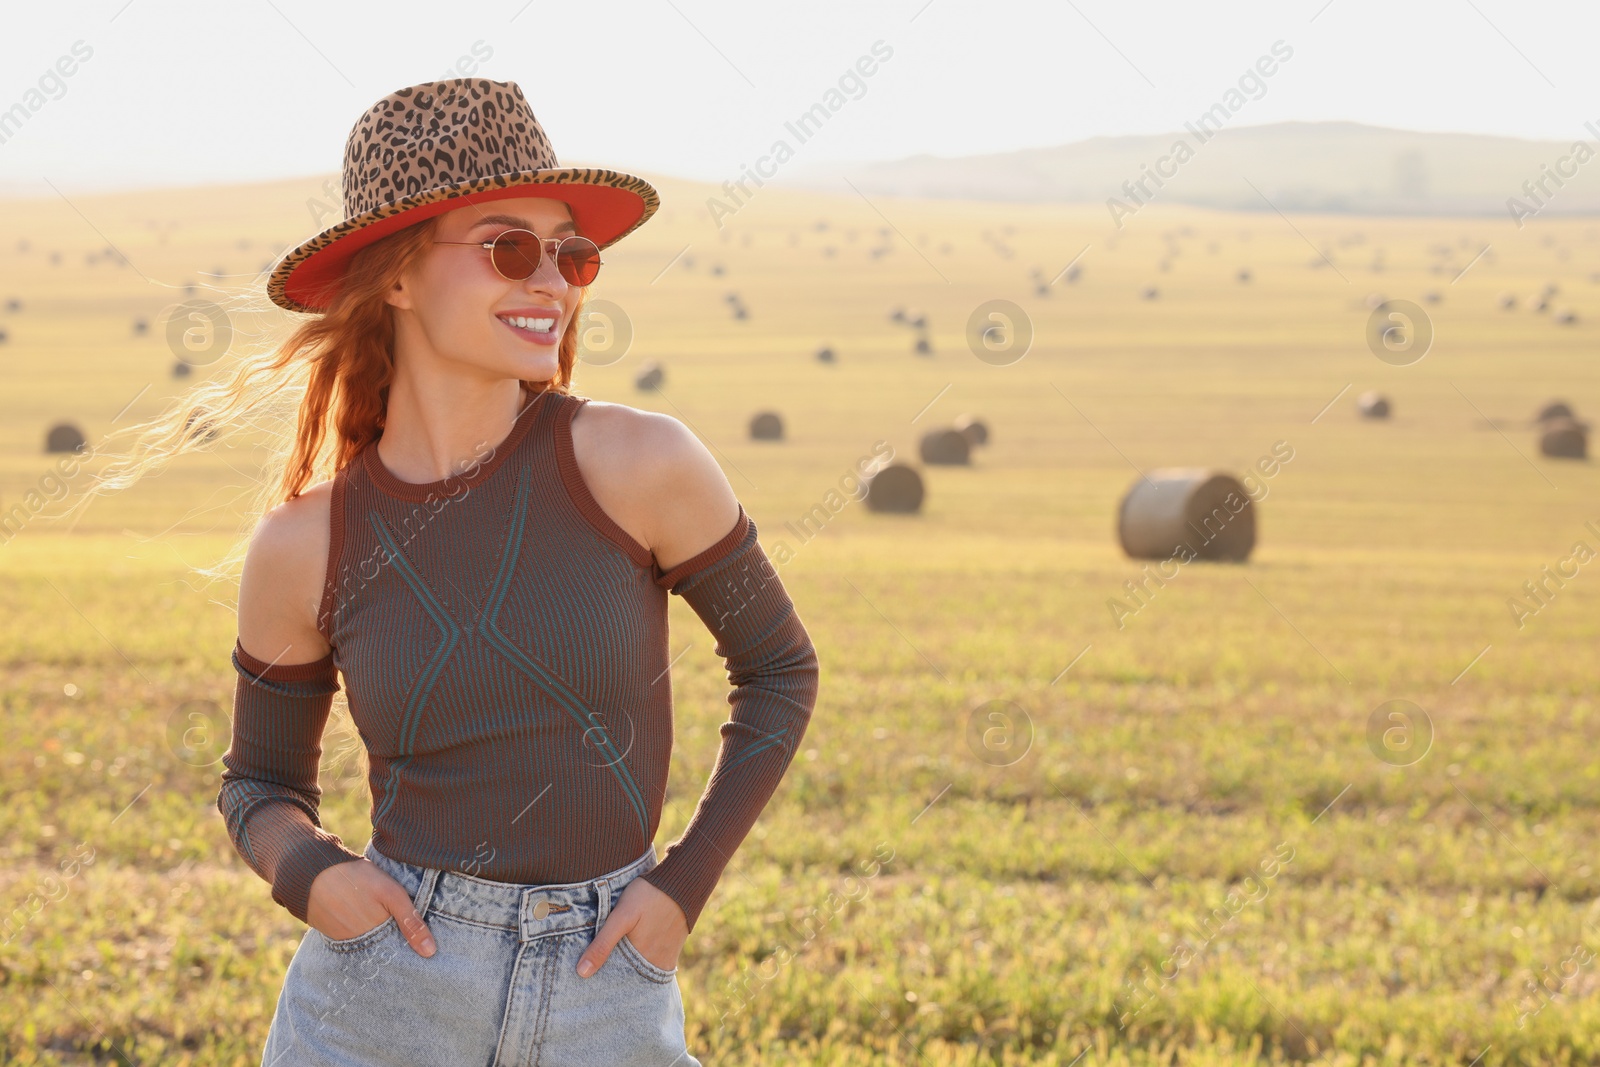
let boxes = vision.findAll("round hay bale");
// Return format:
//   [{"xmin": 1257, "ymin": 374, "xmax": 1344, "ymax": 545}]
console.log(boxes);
[
  {"xmin": 634, "ymin": 362, "xmax": 664, "ymax": 391},
  {"xmin": 1537, "ymin": 400, "xmax": 1574, "ymax": 423},
  {"xmin": 4, "ymin": 298, "xmax": 19, "ymax": 312},
  {"xmin": 171, "ymin": 360, "xmax": 192, "ymax": 379},
  {"xmin": 1555, "ymin": 308, "xmax": 1578, "ymax": 325},
  {"xmin": 1540, "ymin": 417, "xmax": 1588, "ymax": 459},
  {"xmin": 1237, "ymin": 269, "xmax": 1252, "ymax": 283},
  {"xmin": 815, "ymin": 345, "xmax": 835, "ymax": 364},
  {"xmin": 710, "ymin": 264, "xmax": 725, "ymax": 276},
  {"xmin": 919, "ymin": 428, "xmax": 970, "ymax": 465},
  {"xmin": 1063, "ymin": 264, "xmax": 1081, "ymax": 283},
  {"xmin": 731, "ymin": 305, "xmax": 747, "ymax": 320},
  {"xmin": 1034, "ymin": 284, "xmax": 1050, "ymax": 297},
  {"xmin": 0, "ymin": 328, "xmax": 8, "ymax": 344},
  {"xmin": 1357, "ymin": 391, "xmax": 1391, "ymax": 419},
  {"xmin": 1541, "ymin": 281, "xmax": 1560, "ymax": 297},
  {"xmin": 184, "ymin": 410, "xmax": 221, "ymax": 444},
  {"xmin": 749, "ymin": 411, "xmax": 784, "ymax": 441},
  {"xmin": 907, "ymin": 312, "xmax": 927, "ymax": 329},
  {"xmin": 132, "ymin": 317, "xmax": 148, "ymax": 336},
  {"xmin": 864, "ymin": 463, "xmax": 924, "ymax": 514},
  {"xmin": 45, "ymin": 422, "xmax": 86, "ymax": 454},
  {"xmin": 889, "ymin": 306, "xmax": 906, "ymax": 323},
  {"xmin": 1422, "ymin": 291, "xmax": 1442, "ymax": 304},
  {"xmin": 913, "ymin": 336, "xmax": 932, "ymax": 355},
  {"xmin": 1497, "ymin": 291, "xmax": 1516, "ymax": 309},
  {"xmin": 1117, "ymin": 468, "xmax": 1256, "ymax": 562},
  {"xmin": 1526, "ymin": 295, "xmax": 1548, "ymax": 312},
  {"xmin": 953, "ymin": 414, "xmax": 989, "ymax": 447},
  {"xmin": 1141, "ymin": 286, "xmax": 1160, "ymax": 300}
]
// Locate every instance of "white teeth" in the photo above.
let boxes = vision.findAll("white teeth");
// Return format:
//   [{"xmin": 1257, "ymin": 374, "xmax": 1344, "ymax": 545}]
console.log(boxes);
[{"xmin": 502, "ymin": 315, "xmax": 556, "ymax": 331}]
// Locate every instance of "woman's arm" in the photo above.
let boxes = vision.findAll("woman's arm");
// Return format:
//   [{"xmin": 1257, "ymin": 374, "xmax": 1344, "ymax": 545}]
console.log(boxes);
[
  {"xmin": 216, "ymin": 484, "xmax": 364, "ymax": 924},
  {"xmin": 628, "ymin": 418, "xmax": 822, "ymax": 935}
]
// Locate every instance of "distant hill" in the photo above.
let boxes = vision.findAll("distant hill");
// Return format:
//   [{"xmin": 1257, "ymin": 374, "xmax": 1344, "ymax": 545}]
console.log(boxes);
[{"xmin": 780, "ymin": 121, "xmax": 1600, "ymax": 219}]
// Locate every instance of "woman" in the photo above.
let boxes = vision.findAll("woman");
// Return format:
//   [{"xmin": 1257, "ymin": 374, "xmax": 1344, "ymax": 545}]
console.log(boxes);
[{"xmin": 186, "ymin": 79, "xmax": 817, "ymax": 1064}]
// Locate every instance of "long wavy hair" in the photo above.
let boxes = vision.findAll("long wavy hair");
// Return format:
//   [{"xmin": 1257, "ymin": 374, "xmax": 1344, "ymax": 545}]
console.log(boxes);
[{"xmin": 59, "ymin": 213, "xmax": 586, "ymax": 587}]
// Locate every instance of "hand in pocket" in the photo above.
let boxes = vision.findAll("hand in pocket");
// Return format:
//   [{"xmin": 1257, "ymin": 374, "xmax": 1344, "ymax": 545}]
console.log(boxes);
[{"xmin": 306, "ymin": 858, "xmax": 437, "ymax": 956}]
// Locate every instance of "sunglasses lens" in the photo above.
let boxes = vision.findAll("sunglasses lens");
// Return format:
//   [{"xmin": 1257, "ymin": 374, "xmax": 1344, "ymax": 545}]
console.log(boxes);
[
  {"xmin": 490, "ymin": 231, "xmax": 542, "ymax": 279},
  {"xmin": 556, "ymin": 238, "xmax": 602, "ymax": 286}
]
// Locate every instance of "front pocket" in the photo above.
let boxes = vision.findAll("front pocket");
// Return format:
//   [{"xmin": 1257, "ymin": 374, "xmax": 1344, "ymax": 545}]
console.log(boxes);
[
  {"xmin": 616, "ymin": 934, "xmax": 677, "ymax": 982},
  {"xmin": 319, "ymin": 915, "xmax": 399, "ymax": 953}
]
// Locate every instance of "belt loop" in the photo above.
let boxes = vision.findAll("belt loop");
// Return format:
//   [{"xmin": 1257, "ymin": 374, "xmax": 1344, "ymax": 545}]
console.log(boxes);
[
  {"xmin": 412, "ymin": 866, "xmax": 442, "ymax": 921},
  {"xmin": 595, "ymin": 875, "xmax": 612, "ymax": 930}
]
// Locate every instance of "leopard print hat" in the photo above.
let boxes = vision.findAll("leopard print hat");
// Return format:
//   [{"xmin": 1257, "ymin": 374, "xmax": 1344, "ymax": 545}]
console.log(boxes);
[{"xmin": 267, "ymin": 78, "xmax": 660, "ymax": 313}]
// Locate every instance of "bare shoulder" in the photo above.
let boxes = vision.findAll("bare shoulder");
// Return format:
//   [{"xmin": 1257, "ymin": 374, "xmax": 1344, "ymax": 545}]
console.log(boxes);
[
  {"xmin": 569, "ymin": 398, "xmax": 741, "ymax": 571},
  {"xmin": 237, "ymin": 478, "xmax": 335, "ymax": 666}
]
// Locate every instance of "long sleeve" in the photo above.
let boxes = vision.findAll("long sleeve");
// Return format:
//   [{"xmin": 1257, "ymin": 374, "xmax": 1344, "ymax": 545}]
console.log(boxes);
[
  {"xmin": 216, "ymin": 638, "xmax": 364, "ymax": 924},
  {"xmin": 639, "ymin": 510, "xmax": 820, "ymax": 934}
]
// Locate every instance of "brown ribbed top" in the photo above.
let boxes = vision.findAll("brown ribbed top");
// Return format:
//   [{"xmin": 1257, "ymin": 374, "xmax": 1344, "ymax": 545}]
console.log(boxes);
[{"xmin": 217, "ymin": 389, "xmax": 819, "ymax": 933}]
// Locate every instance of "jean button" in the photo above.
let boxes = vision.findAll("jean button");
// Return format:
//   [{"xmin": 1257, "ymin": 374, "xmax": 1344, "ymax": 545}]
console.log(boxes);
[{"xmin": 531, "ymin": 898, "xmax": 551, "ymax": 920}]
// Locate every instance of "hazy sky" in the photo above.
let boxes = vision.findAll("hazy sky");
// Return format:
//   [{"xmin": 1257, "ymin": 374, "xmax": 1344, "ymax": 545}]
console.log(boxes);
[{"xmin": 2, "ymin": 0, "xmax": 1597, "ymax": 196}]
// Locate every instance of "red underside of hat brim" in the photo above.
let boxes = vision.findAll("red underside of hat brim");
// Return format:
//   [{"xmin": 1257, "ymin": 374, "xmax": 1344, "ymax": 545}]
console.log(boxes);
[{"xmin": 282, "ymin": 181, "xmax": 648, "ymax": 312}]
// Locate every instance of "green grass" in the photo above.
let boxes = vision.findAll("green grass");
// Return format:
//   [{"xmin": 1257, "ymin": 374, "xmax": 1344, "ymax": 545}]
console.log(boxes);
[{"xmin": 2, "ymin": 176, "xmax": 1599, "ymax": 1063}]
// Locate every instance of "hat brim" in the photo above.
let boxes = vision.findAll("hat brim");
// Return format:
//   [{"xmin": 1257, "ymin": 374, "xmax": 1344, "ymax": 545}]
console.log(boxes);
[{"xmin": 267, "ymin": 167, "xmax": 659, "ymax": 313}]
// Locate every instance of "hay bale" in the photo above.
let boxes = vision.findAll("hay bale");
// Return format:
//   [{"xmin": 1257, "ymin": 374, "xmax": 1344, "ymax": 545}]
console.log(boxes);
[
  {"xmin": 919, "ymin": 428, "xmax": 970, "ymax": 465},
  {"xmin": 1537, "ymin": 400, "xmax": 1574, "ymax": 423},
  {"xmin": 171, "ymin": 360, "xmax": 192, "ymax": 379},
  {"xmin": 815, "ymin": 345, "xmax": 835, "ymax": 364},
  {"xmin": 749, "ymin": 411, "xmax": 784, "ymax": 441},
  {"xmin": 732, "ymin": 305, "xmax": 747, "ymax": 320},
  {"xmin": 1357, "ymin": 391, "xmax": 1390, "ymax": 418},
  {"xmin": 1141, "ymin": 286, "xmax": 1160, "ymax": 300},
  {"xmin": 1422, "ymin": 291, "xmax": 1442, "ymax": 304},
  {"xmin": 184, "ymin": 410, "xmax": 221, "ymax": 444},
  {"xmin": 132, "ymin": 318, "xmax": 148, "ymax": 336},
  {"xmin": 1497, "ymin": 291, "xmax": 1516, "ymax": 309},
  {"xmin": 1540, "ymin": 417, "xmax": 1588, "ymax": 459},
  {"xmin": 953, "ymin": 414, "xmax": 989, "ymax": 447},
  {"xmin": 1117, "ymin": 468, "xmax": 1256, "ymax": 562},
  {"xmin": 0, "ymin": 328, "xmax": 8, "ymax": 344},
  {"xmin": 634, "ymin": 362, "xmax": 664, "ymax": 391},
  {"xmin": 1237, "ymin": 269, "xmax": 1252, "ymax": 283},
  {"xmin": 906, "ymin": 312, "xmax": 927, "ymax": 329},
  {"xmin": 1063, "ymin": 264, "xmax": 1081, "ymax": 283},
  {"xmin": 913, "ymin": 336, "xmax": 932, "ymax": 355},
  {"xmin": 889, "ymin": 306, "xmax": 905, "ymax": 323},
  {"xmin": 45, "ymin": 422, "xmax": 86, "ymax": 454},
  {"xmin": 4, "ymin": 298, "xmax": 19, "ymax": 312},
  {"xmin": 1541, "ymin": 281, "xmax": 1560, "ymax": 297},
  {"xmin": 864, "ymin": 463, "xmax": 924, "ymax": 514},
  {"xmin": 710, "ymin": 264, "xmax": 725, "ymax": 276},
  {"xmin": 1526, "ymin": 295, "xmax": 1548, "ymax": 312},
  {"xmin": 1555, "ymin": 308, "xmax": 1578, "ymax": 325}
]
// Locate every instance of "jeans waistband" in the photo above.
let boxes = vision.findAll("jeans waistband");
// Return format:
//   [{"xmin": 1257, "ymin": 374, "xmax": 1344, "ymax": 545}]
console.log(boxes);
[{"xmin": 361, "ymin": 838, "xmax": 658, "ymax": 944}]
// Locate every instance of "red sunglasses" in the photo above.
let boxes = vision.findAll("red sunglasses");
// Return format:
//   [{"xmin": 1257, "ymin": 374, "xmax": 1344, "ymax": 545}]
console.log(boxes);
[{"xmin": 432, "ymin": 228, "xmax": 604, "ymax": 287}]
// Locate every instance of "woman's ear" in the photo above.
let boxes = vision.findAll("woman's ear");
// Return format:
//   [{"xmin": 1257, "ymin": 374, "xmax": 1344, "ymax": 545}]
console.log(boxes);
[{"xmin": 385, "ymin": 272, "xmax": 412, "ymax": 312}]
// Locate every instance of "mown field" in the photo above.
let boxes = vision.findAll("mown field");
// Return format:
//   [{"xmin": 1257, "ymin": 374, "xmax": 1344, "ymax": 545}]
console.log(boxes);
[{"xmin": 1, "ymin": 171, "xmax": 1598, "ymax": 1065}]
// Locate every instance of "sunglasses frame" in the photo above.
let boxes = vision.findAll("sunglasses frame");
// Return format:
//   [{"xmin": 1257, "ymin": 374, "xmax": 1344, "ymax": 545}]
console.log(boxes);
[{"xmin": 432, "ymin": 227, "xmax": 604, "ymax": 287}]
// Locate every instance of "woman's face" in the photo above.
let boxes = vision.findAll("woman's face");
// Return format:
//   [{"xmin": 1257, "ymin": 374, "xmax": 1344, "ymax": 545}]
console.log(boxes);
[{"xmin": 386, "ymin": 195, "xmax": 584, "ymax": 387}]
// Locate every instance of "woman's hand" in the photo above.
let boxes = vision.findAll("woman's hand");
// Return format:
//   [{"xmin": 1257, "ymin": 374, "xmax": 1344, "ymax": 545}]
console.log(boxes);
[
  {"xmin": 305, "ymin": 858, "xmax": 437, "ymax": 957},
  {"xmin": 578, "ymin": 876, "xmax": 687, "ymax": 977}
]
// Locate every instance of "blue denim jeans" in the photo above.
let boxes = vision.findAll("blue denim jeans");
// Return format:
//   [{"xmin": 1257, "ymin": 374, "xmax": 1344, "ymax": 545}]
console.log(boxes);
[{"xmin": 261, "ymin": 837, "xmax": 701, "ymax": 1066}]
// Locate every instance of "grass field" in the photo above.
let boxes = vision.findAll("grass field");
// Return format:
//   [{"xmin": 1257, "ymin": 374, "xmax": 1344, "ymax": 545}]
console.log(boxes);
[{"xmin": 2, "ymin": 171, "xmax": 1599, "ymax": 1065}]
